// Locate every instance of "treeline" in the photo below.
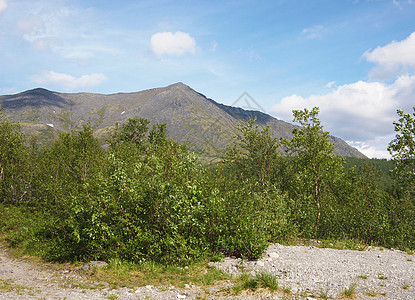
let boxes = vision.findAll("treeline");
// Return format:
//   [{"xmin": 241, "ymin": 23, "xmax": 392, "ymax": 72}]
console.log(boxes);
[{"xmin": 0, "ymin": 107, "xmax": 414, "ymax": 264}]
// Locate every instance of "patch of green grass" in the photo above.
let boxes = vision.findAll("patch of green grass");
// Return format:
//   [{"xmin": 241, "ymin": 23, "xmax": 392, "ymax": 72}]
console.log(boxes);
[
  {"xmin": 402, "ymin": 284, "xmax": 410, "ymax": 290},
  {"xmin": 341, "ymin": 281, "xmax": 358, "ymax": 298},
  {"xmin": 256, "ymin": 271, "xmax": 279, "ymax": 291},
  {"xmin": 319, "ymin": 239, "xmax": 368, "ymax": 251},
  {"xmin": 282, "ymin": 285, "xmax": 291, "ymax": 294},
  {"xmin": 378, "ymin": 273, "xmax": 387, "ymax": 280},
  {"xmin": 86, "ymin": 258, "xmax": 229, "ymax": 290},
  {"xmin": 196, "ymin": 267, "xmax": 228, "ymax": 286},
  {"xmin": 233, "ymin": 272, "xmax": 279, "ymax": 294},
  {"xmin": 358, "ymin": 274, "xmax": 368, "ymax": 279},
  {"xmin": 233, "ymin": 273, "xmax": 257, "ymax": 294},
  {"xmin": 365, "ymin": 289, "xmax": 378, "ymax": 297},
  {"xmin": 107, "ymin": 294, "xmax": 118, "ymax": 300},
  {"xmin": 318, "ymin": 288, "xmax": 329, "ymax": 299},
  {"xmin": 0, "ymin": 279, "xmax": 31, "ymax": 294}
]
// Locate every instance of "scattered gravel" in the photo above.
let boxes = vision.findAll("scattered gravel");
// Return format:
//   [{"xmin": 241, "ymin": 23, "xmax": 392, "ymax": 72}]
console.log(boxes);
[
  {"xmin": 0, "ymin": 243, "xmax": 414, "ymax": 299},
  {"xmin": 210, "ymin": 243, "xmax": 415, "ymax": 299}
]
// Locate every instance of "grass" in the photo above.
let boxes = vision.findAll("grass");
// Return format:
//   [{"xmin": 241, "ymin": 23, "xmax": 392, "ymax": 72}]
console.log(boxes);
[
  {"xmin": 319, "ymin": 239, "xmax": 368, "ymax": 251},
  {"xmin": 283, "ymin": 238, "xmax": 369, "ymax": 251},
  {"xmin": 0, "ymin": 279, "xmax": 31, "ymax": 295},
  {"xmin": 402, "ymin": 284, "xmax": 410, "ymax": 290},
  {"xmin": 341, "ymin": 281, "xmax": 358, "ymax": 298},
  {"xmin": 256, "ymin": 271, "xmax": 279, "ymax": 291},
  {"xmin": 365, "ymin": 289, "xmax": 378, "ymax": 297},
  {"xmin": 233, "ymin": 271, "xmax": 279, "ymax": 294},
  {"xmin": 358, "ymin": 274, "xmax": 368, "ymax": 279},
  {"xmin": 378, "ymin": 273, "xmax": 387, "ymax": 280},
  {"xmin": 282, "ymin": 285, "xmax": 291, "ymax": 294},
  {"xmin": 318, "ymin": 288, "xmax": 329, "ymax": 299},
  {"xmin": 85, "ymin": 258, "xmax": 229, "ymax": 290},
  {"xmin": 232, "ymin": 273, "xmax": 257, "ymax": 294}
]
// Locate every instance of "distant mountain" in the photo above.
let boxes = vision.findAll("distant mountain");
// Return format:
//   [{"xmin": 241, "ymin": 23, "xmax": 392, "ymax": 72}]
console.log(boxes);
[{"xmin": 0, "ymin": 82, "xmax": 365, "ymax": 158}]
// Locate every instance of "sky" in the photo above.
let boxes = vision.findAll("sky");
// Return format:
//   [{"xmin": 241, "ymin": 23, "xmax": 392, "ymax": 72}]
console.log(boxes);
[{"xmin": 1, "ymin": 0, "xmax": 415, "ymax": 158}]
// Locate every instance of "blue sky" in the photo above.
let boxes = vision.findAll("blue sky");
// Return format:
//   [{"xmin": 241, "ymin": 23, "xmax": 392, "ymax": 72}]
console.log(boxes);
[{"xmin": 1, "ymin": 0, "xmax": 415, "ymax": 158}]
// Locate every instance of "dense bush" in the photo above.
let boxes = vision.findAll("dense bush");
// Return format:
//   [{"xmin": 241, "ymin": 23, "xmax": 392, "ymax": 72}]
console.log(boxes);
[{"xmin": 0, "ymin": 114, "xmax": 30, "ymax": 204}]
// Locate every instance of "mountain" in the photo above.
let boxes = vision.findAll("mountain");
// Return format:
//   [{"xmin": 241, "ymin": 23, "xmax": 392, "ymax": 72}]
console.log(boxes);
[{"xmin": 0, "ymin": 82, "xmax": 365, "ymax": 158}]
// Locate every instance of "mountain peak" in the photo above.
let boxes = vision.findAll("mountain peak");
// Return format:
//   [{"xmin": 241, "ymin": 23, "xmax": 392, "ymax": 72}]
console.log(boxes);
[
  {"xmin": 23, "ymin": 88, "xmax": 55, "ymax": 95},
  {"xmin": 166, "ymin": 82, "xmax": 191, "ymax": 90}
]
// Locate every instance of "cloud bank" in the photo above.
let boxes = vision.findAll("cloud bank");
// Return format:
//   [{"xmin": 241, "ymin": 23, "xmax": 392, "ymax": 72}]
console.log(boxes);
[
  {"xmin": 32, "ymin": 71, "xmax": 108, "ymax": 91},
  {"xmin": 272, "ymin": 76, "xmax": 412, "ymax": 137},
  {"xmin": 0, "ymin": 0, "xmax": 7, "ymax": 14},
  {"xmin": 150, "ymin": 31, "xmax": 197, "ymax": 56},
  {"xmin": 271, "ymin": 31, "xmax": 415, "ymax": 158},
  {"xmin": 364, "ymin": 32, "xmax": 415, "ymax": 80}
]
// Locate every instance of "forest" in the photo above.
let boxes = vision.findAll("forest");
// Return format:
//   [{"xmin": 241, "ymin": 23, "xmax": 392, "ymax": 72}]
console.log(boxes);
[{"xmin": 0, "ymin": 106, "xmax": 414, "ymax": 265}]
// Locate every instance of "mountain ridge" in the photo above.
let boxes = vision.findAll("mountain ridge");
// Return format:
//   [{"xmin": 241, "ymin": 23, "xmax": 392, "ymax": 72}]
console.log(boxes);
[{"xmin": 0, "ymin": 83, "xmax": 365, "ymax": 158}]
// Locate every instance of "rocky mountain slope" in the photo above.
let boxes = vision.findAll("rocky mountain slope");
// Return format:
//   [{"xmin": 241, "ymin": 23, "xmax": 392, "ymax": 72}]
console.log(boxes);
[{"xmin": 0, "ymin": 82, "xmax": 365, "ymax": 158}]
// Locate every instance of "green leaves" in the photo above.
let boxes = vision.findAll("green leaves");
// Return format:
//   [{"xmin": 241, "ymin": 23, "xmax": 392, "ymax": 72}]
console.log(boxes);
[
  {"xmin": 388, "ymin": 107, "xmax": 415, "ymax": 196},
  {"xmin": 0, "ymin": 112, "xmax": 30, "ymax": 204},
  {"xmin": 225, "ymin": 117, "xmax": 281, "ymax": 187},
  {"xmin": 2, "ymin": 111, "xmax": 415, "ymax": 264},
  {"xmin": 280, "ymin": 107, "xmax": 344, "ymax": 236}
]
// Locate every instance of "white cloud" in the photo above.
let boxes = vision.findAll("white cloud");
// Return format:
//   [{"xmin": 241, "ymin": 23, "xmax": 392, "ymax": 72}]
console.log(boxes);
[
  {"xmin": 271, "ymin": 33, "xmax": 415, "ymax": 158},
  {"xmin": 346, "ymin": 140, "xmax": 391, "ymax": 159},
  {"xmin": 302, "ymin": 25, "xmax": 327, "ymax": 40},
  {"xmin": 393, "ymin": 0, "xmax": 414, "ymax": 8},
  {"xmin": 326, "ymin": 81, "xmax": 336, "ymax": 89},
  {"xmin": 32, "ymin": 36, "xmax": 62, "ymax": 51},
  {"xmin": 270, "ymin": 75, "xmax": 415, "ymax": 158},
  {"xmin": 15, "ymin": 14, "xmax": 65, "ymax": 52},
  {"xmin": 32, "ymin": 71, "xmax": 107, "ymax": 91},
  {"xmin": 13, "ymin": 4, "xmax": 121, "ymax": 58},
  {"xmin": 150, "ymin": 31, "xmax": 197, "ymax": 56},
  {"xmin": 0, "ymin": 0, "xmax": 6, "ymax": 14},
  {"xmin": 16, "ymin": 15, "xmax": 45, "ymax": 35},
  {"xmin": 211, "ymin": 40, "xmax": 218, "ymax": 52},
  {"xmin": 364, "ymin": 32, "xmax": 415, "ymax": 80}
]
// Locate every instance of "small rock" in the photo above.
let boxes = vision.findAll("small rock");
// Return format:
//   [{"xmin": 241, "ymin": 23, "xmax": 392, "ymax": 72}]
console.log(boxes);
[
  {"xmin": 269, "ymin": 252, "xmax": 279, "ymax": 259},
  {"xmin": 257, "ymin": 261, "xmax": 265, "ymax": 267},
  {"xmin": 81, "ymin": 261, "xmax": 108, "ymax": 271},
  {"xmin": 177, "ymin": 294, "xmax": 186, "ymax": 299}
]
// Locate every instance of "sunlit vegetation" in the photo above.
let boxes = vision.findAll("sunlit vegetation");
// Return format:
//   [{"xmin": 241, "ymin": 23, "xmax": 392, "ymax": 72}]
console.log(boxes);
[{"xmin": 0, "ymin": 107, "xmax": 414, "ymax": 266}]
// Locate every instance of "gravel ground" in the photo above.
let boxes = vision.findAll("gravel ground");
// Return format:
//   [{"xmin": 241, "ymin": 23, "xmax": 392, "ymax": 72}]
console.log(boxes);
[{"xmin": 0, "ymin": 243, "xmax": 414, "ymax": 299}]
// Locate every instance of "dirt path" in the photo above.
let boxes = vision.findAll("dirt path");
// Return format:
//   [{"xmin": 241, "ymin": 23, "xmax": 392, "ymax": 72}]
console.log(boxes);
[{"xmin": 0, "ymin": 243, "xmax": 414, "ymax": 299}]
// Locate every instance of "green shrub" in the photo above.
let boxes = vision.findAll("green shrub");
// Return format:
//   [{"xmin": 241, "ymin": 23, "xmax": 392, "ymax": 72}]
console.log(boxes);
[{"xmin": 0, "ymin": 114, "xmax": 30, "ymax": 204}]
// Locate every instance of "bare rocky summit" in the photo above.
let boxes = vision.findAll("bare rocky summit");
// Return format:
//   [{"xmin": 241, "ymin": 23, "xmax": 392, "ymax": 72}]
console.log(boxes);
[{"xmin": 1, "ymin": 243, "xmax": 413, "ymax": 299}]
